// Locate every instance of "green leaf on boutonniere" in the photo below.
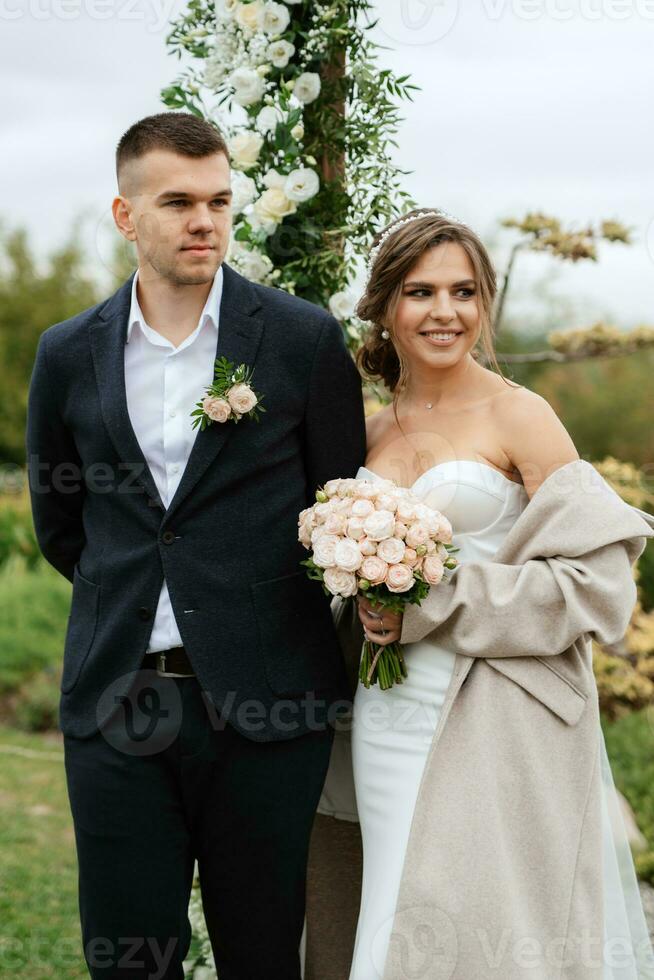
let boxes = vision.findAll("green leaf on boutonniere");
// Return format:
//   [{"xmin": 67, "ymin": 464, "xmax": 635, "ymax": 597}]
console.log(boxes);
[{"xmin": 190, "ymin": 356, "xmax": 265, "ymax": 430}]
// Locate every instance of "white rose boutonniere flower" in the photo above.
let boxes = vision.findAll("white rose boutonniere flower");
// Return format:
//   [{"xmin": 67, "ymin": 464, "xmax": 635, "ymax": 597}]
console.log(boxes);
[{"xmin": 191, "ymin": 357, "xmax": 265, "ymax": 430}]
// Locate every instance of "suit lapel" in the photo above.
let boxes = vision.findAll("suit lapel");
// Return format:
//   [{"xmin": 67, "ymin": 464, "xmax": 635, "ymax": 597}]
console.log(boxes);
[
  {"xmin": 90, "ymin": 273, "xmax": 166, "ymax": 511},
  {"xmin": 165, "ymin": 264, "xmax": 264, "ymax": 520},
  {"xmin": 90, "ymin": 263, "xmax": 264, "ymax": 521}
]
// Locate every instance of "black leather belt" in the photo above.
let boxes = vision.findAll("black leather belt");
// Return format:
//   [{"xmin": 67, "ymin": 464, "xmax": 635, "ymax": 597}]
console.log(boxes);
[{"xmin": 141, "ymin": 647, "xmax": 195, "ymax": 677}]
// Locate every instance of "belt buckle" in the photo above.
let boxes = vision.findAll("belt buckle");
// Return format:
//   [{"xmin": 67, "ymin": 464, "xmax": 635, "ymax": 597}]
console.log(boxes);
[{"xmin": 156, "ymin": 652, "xmax": 168, "ymax": 676}]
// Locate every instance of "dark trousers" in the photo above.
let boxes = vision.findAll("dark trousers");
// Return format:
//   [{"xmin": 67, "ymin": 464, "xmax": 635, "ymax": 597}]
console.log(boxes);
[{"xmin": 63, "ymin": 669, "xmax": 334, "ymax": 979}]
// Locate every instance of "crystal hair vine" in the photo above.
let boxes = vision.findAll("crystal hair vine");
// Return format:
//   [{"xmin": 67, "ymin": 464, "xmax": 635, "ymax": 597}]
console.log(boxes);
[{"xmin": 365, "ymin": 208, "xmax": 468, "ymax": 284}]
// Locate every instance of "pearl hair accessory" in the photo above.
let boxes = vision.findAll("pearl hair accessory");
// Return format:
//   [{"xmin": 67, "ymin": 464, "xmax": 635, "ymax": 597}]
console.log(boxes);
[
  {"xmin": 381, "ymin": 329, "xmax": 390, "ymax": 340},
  {"xmin": 365, "ymin": 208, "xmax": 467, "ymax": 285}
]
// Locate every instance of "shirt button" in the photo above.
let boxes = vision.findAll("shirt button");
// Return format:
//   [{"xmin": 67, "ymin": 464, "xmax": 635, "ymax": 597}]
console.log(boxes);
[
  {"xmin": 171, "ymin": 464, "xmax": 180, "ymax": 474},
  {"xmin": 138, "ymin": 607, "xmax": 152, "ymax": 621},
  {"xmin": 162, "ymin": 530, "xmax": 176, "ymax": 545},
  {"xmin": 169, "ymin": 410, "xmax": 177, "ymax": 418}
]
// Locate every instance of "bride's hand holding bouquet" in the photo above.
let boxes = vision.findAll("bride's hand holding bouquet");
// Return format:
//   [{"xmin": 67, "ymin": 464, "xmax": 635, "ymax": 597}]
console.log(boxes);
[{"xmin": 298, "ymin": 476, "xmax": 459, "ymax": 690}]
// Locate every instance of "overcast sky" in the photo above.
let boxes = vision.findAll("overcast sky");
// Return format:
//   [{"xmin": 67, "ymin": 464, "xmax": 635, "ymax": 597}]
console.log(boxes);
[{"xmin": 2, "ymin": 0, "xmax": 653, "ymax": 328}]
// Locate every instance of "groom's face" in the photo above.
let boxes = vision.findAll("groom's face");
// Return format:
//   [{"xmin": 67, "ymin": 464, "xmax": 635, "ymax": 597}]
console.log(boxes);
[{"xmin": 114, "ymin": 148, "xmax": 233, "ymax": 286}]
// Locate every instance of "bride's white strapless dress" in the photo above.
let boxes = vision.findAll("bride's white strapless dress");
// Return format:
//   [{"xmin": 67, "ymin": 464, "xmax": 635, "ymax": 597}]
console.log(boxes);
[{"xmin": 343, "ymin": 459, "xmax": 653, "ymax": 980}]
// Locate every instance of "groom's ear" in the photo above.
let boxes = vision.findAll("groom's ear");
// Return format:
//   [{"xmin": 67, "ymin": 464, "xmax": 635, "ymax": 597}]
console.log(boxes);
[{"xmin": 112, "ymin": 196, "xmax": 137, "ymax": 243}]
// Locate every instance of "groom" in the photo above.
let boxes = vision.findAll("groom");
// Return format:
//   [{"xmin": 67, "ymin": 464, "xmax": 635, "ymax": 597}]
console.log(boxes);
[{"xmin": 26, "ymin": 112, "xmax": 365, "ymax": 978}]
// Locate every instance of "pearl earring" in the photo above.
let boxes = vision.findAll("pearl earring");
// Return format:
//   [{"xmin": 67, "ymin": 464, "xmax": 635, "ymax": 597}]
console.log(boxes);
[{"xmin": 381, "ymin": 329, "xmax": 390, "ymax": 340}]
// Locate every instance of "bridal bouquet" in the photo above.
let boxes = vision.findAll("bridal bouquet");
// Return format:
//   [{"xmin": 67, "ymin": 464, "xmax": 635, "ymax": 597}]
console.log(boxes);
[{"xmin": 298, "ymin": 477, "xmax": 459, "ymax": 690}]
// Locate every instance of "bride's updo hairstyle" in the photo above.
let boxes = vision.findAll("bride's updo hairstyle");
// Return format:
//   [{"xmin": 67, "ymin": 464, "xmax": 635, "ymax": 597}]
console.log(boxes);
[{"xmin": 357, "ymin": 208, "xmax": 509, "ymax": 393}]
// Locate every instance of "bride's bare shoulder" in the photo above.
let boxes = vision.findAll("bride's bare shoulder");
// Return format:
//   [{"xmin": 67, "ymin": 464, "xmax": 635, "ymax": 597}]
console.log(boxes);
[
  {"xmin": 365, "ymin": 403, "xmax": 395, "ymax": 453},
  {"xmin": 493, "ymin": 383, "xmax": 580, "ymax": 494}
]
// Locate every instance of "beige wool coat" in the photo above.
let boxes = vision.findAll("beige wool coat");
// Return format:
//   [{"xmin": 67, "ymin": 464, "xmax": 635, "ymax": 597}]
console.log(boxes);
[{"xmin": 316, "ymin": 459, "xmax": 654, "ymax": 980}]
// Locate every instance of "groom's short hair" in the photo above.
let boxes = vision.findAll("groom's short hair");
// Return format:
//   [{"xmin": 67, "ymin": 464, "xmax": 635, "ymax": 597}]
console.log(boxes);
[{"xmin": 116, "ymin": 112, "xmax": 228, "ymax": 190}]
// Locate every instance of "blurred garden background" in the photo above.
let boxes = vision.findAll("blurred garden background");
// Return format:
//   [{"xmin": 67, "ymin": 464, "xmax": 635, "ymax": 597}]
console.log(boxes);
[{"xmin": 2, "ymin": 0, "xmax": 654, "ymax": 975}]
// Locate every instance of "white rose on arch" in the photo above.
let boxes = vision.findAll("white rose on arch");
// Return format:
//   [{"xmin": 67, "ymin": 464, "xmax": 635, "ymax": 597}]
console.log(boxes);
[
  {"xmin": 235, "ymin": 0, "xmax": 264, "ymax": 32},
  {"xmin": 228, "ymin": 243, "xmax": 273, "ymax": 284},
  {"xmin": 293, "ymin": 72, "xmax": 321, "ymax": 104},
  {"xmin": 227, "ymin": 130, "xmax": 264, "ymax": 171},
  {"xmin": 284, "ymin": 167, "xmax": 320, "ymax": 203},
  {"xmin": 267, "ymin": 39, "xmax": 295, "ymax": 68},
  {"xmin": 255, "ymin": 105, "xmax": 282, "ymax": 135},
  {"xmin": 230, "ymin": 174, "xmax": 257, "ymax": 215},
  {"xmin": 262, "ymin": 168, "xmax": 287, "ymax": 189},
  {"xmin": 249, "ymin": 213, "xmax": 278, "ymax": 237},
  {"xmin": 329, "ymin": 290, "xmax": 358, "ymax": 321},
  {"xmin": 262, "ymin": 1, "xmax": 290, "ymax": 34},
  {"xmin": 254, "ymin": 187, "xmax": 298, "ymax": 223},
  {"xmin": 229, "ymin": 67, "xmax": 266, "ymax": 107}
]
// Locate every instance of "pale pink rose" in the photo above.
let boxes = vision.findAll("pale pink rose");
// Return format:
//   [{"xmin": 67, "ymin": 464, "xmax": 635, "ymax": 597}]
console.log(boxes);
[
  {"xmin": 313, "ymin": 502, "xmax": 332, "ymax": 523},
  {"xmin": 437, "ymin": 518, "xmax": 453, "ymax": 544},
  {"xmin": 358, "ymin": 537, "xmax": 377, "ymax": 556},
  {"xmin": 396, "ymin": 498, "xmax": 416, "ymax": 523},
  {"xmin": 414, "ymin": 502, "xmax": 432, "ymax": 521},
  {"xmin": 425, "ymin": 539, "xmax": 437, "ymax": 554},
  {"xmin": 359, "ymin": 555, "xmax": 389, "ymax": 585},
  {"xmin": 346, "ymin": 517, "xmax": 366, "ymax": 540},
  {"xmin": 376, "ymin": 537, "xmax": 406, "ymax": 565},
  {"xmin": 353, "ymin": 482, "xmax": 378, "ymax": 500},
  {"xmin": 313, "ymin": 534, "xmax": 340, "ymax": 568},
  {"xmin": 422, "ymin": 555, "xmax": 445, "ymax": 586},
  {"xmin": 203, "ymin": 396, "xmax": 232, "ymax": 423},
  {"xmin": 323, "ymin": 566, "xmax": 358, "ymax": 597},
  {"xmin": 375, "ymin": 493, "xmax": 398, "ymax": 513},
  {"xmin": 386, "ymin": 563, "xmax": 415, "ymax": 593},
  {"xmin": 298, "ymin": 507, "xmax": 315, "ymax": 527},
  {"xmin": 227, "ymin": 383, "xmax": 258, "ymax": 415},
  {"xmin": 405, "ymin": 523, "xmax": 430, "ymax": 549},
  {"xmin": 334, "ymin": 538, "xmax": 363, "ymax": 573},
  {"xmin": 310, "ymin": 526, "xmax": 327, "ymax": 545},
  {"xmin": 299, "ymin": 524, "xmax": 312, "ymax": 548},
  {"xmin": 362, "ymin": 510, "xmax": 395, "ymax": 541},
  {"xmin": 351, "ymin": 498, "xmax": 375, "ymax": 518},
  {"xmin": 394, "ymin": 521, "xmax": 408, "ymax": 540},
  {"xmin": 402, "ymin": 547, "xmax": 419, "ymax": 568},
  {"xmin": 324, "ymin": 513, "xmax": 347, "ymax": 535},
  {"xmin": 337, "ymin": 478, "xmax": 358, "ymax": 498},
  {"xmin": 332, "ymin": 497, "xmax": 354, "ymax": 515},
  {"xmin": 437, "ymin": 543, "xmax": 449, "ymax": 560},
  {"xmin": 324, "ymin": 479, "xmax": 343, "ymax": 497}
]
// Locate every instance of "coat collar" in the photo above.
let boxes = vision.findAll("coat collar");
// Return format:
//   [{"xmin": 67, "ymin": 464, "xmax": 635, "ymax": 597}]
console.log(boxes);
[{"xmin": 90, "ymin": 262, "xmax": 264, "ymax": 521}]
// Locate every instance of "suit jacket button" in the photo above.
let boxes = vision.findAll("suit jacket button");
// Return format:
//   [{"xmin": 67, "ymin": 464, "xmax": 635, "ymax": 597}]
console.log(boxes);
[
  {"xmin": 138, "ymin": 607, "xmax": 152, "ymax": 621},
  {"xmin": 162, "ymin": 530, "xmax": 175, "ymax": 545}
]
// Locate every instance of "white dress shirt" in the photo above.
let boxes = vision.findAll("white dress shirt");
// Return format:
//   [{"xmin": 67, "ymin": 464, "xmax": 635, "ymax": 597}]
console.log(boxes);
[{"xmin": 124, "ymin": 266, "xmax": 224, "ymax": 653}]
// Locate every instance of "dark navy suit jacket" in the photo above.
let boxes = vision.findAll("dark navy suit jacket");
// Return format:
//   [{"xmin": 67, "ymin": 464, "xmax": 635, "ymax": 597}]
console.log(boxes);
[{"xmin": 26, "ymin": 262, "xmax": 366, "ymax": 741}]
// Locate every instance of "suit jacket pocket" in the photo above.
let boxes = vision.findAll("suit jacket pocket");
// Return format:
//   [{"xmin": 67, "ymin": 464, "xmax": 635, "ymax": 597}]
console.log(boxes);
[
  {"xmin": 61, "ymin": 564, "xmax": 100, "ymax": 694},
  {"xmin": 486, "ymin": 655, "xmax": 589, "ymax": 726},
  {"xmin": 251, "ymin": 570, "xmax": 341, "ymax": 696}
]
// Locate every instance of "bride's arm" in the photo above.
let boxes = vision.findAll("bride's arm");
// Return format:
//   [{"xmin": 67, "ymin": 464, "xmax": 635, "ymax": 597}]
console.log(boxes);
[
  {"xmin": 400, "ymin": 538, "xmax": 647, "ymax": 655},
  {"xmin": 402, "ymin": 389, "xmax": 652, "ymax": 656}
]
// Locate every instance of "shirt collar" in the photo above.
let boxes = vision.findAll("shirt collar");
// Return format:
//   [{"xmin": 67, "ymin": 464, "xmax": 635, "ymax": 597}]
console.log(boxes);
[{"xmin": 126, "ymin": 265, "xmax": 223, "ymax": 344}]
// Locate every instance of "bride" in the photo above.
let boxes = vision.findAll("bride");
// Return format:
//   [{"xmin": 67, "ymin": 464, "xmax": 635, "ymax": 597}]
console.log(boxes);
[{"xmin": 309, "ymin": 208, "xmax": 654, "ymax": 980}]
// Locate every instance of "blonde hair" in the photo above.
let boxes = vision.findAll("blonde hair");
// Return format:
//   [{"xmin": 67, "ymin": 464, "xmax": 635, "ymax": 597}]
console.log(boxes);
[{"xmin": 357, "ymin": 208, "xmax": 510, "ymax": 394}]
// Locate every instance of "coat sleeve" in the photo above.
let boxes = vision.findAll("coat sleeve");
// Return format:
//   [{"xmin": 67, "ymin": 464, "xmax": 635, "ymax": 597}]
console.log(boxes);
[
  {"xmin": 25, "ymin": 333, "xmax": 85, "ymax": 583},
  {"xmin": 401, "ymin": 537, "xmax": 649, "ymax": 657},
  {"xmin": 303, "ymin": 314, "xmax": 366, "ymax": 499}
]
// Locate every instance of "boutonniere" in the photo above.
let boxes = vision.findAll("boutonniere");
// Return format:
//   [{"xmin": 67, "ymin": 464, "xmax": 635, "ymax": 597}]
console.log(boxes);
[{"xmin": 191, "ymin": 356, "xmax": 266, "ymax": 430}]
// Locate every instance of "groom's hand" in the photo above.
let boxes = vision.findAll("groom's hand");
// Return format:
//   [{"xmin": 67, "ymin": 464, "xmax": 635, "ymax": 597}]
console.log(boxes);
[{"xmin": 357, "ymin": 597, "xmax": 402, "ymax": 646}]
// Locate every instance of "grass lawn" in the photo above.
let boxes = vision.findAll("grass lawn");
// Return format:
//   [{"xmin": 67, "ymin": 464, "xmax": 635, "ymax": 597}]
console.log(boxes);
[{"xmin": 0, "ymin": 725, "xmax": 87, "ymax": 978}]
